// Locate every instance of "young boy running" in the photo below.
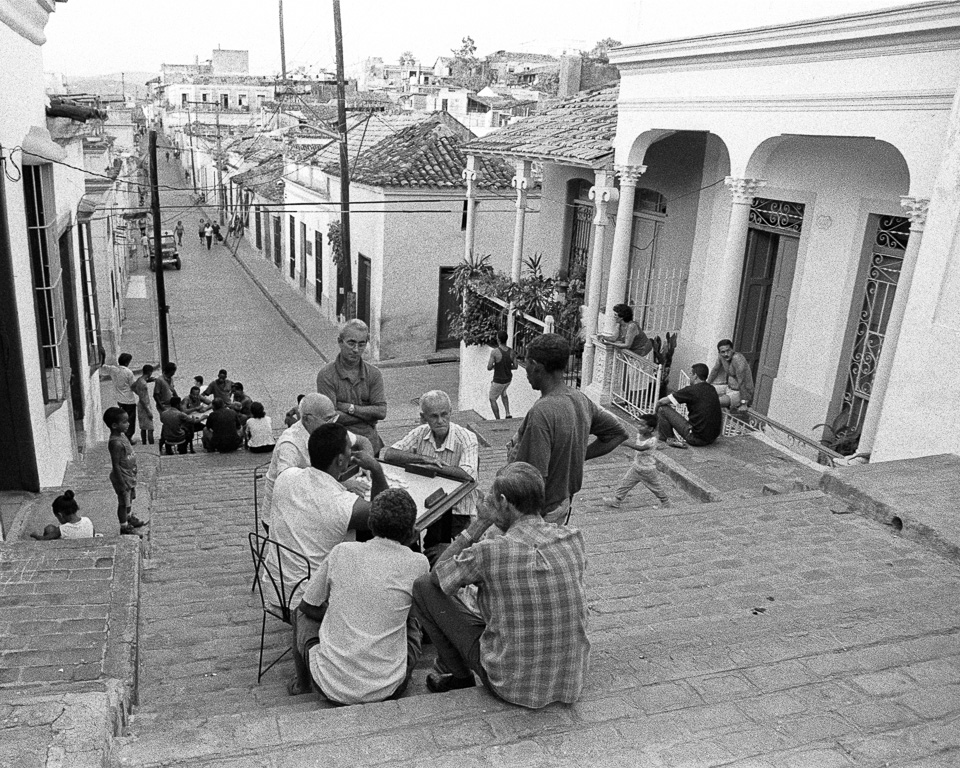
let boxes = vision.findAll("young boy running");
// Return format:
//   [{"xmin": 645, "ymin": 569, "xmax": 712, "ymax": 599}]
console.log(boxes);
[
  {"xmin": 104, "ymin": 406, "xmax": 147, "ymax": 535},
  {"xmin": 603, "ymin": 413, "xmax": 671, "ymax": 509}
]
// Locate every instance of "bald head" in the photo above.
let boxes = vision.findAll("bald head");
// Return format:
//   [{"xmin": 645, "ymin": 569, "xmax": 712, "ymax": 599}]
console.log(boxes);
[{"xmin": 300, "ymin": 393, "xmax": 337, "ymax": 433}]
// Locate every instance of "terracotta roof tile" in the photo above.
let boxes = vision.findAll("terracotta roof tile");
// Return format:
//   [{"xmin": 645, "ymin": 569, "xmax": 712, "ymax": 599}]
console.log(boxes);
[
  {"xmin": 323, "ymin": 113, "xmax": 514, "ymax": 189},
  {"xmin": 465, "ymin": 83, "xmax": 618, "ymax": 169}
]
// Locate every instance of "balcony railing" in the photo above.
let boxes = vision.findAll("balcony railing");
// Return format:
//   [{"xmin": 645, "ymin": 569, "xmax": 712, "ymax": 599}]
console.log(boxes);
[{"xmin": 610, "ymin": 350, "xmax": 663, "ymax": 420}]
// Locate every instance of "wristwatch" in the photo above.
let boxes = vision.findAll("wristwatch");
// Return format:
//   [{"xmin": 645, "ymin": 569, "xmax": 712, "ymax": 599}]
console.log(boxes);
[{"xmin": 348, "ymin": 403, "xmax": 356, "ymax": 416}]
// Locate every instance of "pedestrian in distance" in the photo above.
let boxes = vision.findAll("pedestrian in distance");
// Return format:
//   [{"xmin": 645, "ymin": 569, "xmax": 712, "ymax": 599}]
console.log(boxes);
[
  {"xmin": 487, "ymin": 330, "xmax": 517, "ymax": 419},
  {"xmin": 31, "ymin": 490, "xmax": 95, "ymax": 540},
  {"xmin": 165, "ymin": 150, "xmax": 170, "ymax": 163},
  {"xmin": 204, "ymin": 222, "xmax": 214, "ymax": 251},
  {"xmin": 198, "ymin": 218, "xmax": 206, "ymax": 244},
  {"xmin": 212, "ymin": 221, "xmax": 223, "ymax": 244},
  {"xmin": 104, "ymin": 407, "xmax": 147, "ymax": 535},
  {"xmin": 603, "ymin": 414, "xmax": 671, "ymax": 509},
  {"xmin": 174, "ymin": 220, "xmax": 184, "ymax": 246}
]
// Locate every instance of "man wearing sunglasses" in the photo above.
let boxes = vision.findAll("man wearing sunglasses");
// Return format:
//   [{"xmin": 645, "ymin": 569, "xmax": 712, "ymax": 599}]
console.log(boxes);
[{"xmin": 317, "ymin": 319, "xmax": 387, "ymax": 454}]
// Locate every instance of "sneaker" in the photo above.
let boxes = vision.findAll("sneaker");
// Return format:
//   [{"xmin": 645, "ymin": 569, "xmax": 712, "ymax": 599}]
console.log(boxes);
[
  {"xmin": 119, "ymin": 525, "xmax": 139, "ymax": 536},
  {"xmin": 126, "ymin": 516, "xmax": 147, "ymax": 528},
  {"xmin": 602, "ymin": 497, "xmax": 622, "ymax": 509},
  {"xmin": 665, "ymin": 438, "xmax": 689, "ymax": 450},
  {"xmin": 426, "ymin": 672, "xmax": 476, "ymax": 693}
]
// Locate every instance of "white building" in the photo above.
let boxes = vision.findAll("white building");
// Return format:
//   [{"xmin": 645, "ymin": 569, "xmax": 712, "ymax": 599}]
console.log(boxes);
[{"xmin": 0, "ymin": 0, "xmax": 107, "ymax": 490}]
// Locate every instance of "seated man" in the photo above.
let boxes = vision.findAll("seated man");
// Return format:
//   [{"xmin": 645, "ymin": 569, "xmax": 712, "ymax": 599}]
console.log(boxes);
[
  {"xmin": 268, "ymin": 423, "xmax": 387, "ymax": 603},
  {"xmin": 159, "ymin": 396, "xmax": 201, "ymax": 454},
  {"xmin": 707, "ymin": 339, "xmax": 754, "ymax": 411},
  {"xmin": 261, "ymin": 393, "xmax": 373, "ymax": 532},
  {"xmin": 229, "ymin": 381, "xmax": 254, "ymax": 423},
  {"xmin": 380, "ymin": 390, "xmax": 478, "ymax": 552},
  {"xmin": 656, "ymin": 363, "xmax": 723, "ymax": 449},
  {"xmin": 412, "ymin": 462, "xmax": 591, "ymax": 709},
  {"xmin": 290, "ymin": 487, "xmax": 429, "ymax": 704},
  {"xmin": 202, "ymin": 398, "xmax": 242, "ymax": 453},
  {"xmin": 203, "ymin": 369, "xmax": 233, "ymax": 403}
]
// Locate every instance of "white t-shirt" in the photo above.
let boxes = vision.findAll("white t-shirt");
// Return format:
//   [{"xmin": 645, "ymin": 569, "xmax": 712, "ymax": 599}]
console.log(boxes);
[
  {"xmin": 103, "ymin": 365, "xmax": 137, "ymax": 405},
  {"xmin": 305, "ymin": 538, "xmax": 429, "ymax": 704},
  {"xmin": 268, "ymin": 467, "xmax": 357, "ymax": 603},
  {"xmin": 245, "ymin": 416, "xmax": 276, "ymax": 448},
  {"xmin": 60, "ymin": 517, "xmax": 95, "ymax": 539}
]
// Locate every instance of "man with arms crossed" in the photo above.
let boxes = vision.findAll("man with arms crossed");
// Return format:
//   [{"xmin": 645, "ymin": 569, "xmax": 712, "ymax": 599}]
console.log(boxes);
[
  {"xmin": 316, "ymin": 319, "xmax": 387, "ymax": 454},
  {"xmin": 507, "ymin": 334, "xmax": 628, "ymax": 524},
  {"xmin": 412, "ymin": 462, "xmax": 590, "ymax": 708}
]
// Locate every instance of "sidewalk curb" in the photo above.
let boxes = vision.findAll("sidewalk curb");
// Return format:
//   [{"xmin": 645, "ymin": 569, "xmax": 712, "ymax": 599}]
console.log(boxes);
[
  {"xmin": 655, "ymin": 451, "xmax": 725, "ymax": 503},
  {"xmin": 227, "ymin": 238, "xmax": 329, "ymax": 364}
]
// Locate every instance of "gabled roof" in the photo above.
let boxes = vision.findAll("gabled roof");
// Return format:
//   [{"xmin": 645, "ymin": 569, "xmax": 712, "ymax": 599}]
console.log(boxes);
[
  {"xmin": 323, "ymin": 112, "xmax": 514, "ymax": 189},
  {"xmin": 465, "ymin": 83, "xmax": 618, "ymax": 169},
  {"xmin": 286, "ymin": 112, "xmax": 424, "ymax": 166},
  {"xmin": 232, "ymin": 155, "xmax": 284, "ymax": 202}
]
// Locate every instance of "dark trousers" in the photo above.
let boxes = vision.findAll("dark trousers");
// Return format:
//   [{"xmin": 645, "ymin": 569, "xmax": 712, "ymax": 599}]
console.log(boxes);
[
  {"xmin": 205, "ymin": 235, "xmax": 212, "ymax": 250},
  {"xmin": 411, "ymin": 573, "xmax": 488, "ymax": 685},
  {"xmin": 119, "ymin": 402, "xmax": 137, "ymax": 439},
  {"xmin": 656, "ymin": 405, "xmax": 712, "ymax": 447}
]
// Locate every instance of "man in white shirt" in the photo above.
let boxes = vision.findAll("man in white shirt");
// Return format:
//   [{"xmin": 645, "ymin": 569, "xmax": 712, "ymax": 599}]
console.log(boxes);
[
  {"xmin": 102, "ymin": 352, "xmax": 139, "ymax": 441},
  {"xmin": 266, "ymin": 423, "xmax": 388, "ymax": 604},
  {"xmin": 290, "ymin": 487, "xmax": 429, "ymax": 703},
  {"xmin": 260, "ymin": 393, "xmax": 372, "ymax": 531},
  {"xmin": 380, "ymin": 390, "xmax": 479, "ymax": 554}
]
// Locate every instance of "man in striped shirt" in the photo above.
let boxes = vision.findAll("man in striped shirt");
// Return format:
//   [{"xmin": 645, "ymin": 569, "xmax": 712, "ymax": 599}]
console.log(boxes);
[
  {"xmin": 380, "ymin": 390, "xmax": 479, "ymax": 551},
  {"xmin": 412, "ymin": 462, "xmax": 590, "ymax": 708}
]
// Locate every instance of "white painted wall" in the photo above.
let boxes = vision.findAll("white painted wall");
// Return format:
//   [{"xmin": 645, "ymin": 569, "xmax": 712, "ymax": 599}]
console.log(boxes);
[{"xmin": 458, "ymin": 342, "xmax": 540, "ymax": 420}]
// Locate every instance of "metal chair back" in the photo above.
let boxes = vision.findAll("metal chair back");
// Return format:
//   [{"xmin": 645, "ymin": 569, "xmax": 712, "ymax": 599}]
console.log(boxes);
[{"xmin": 248, "ymin": 532, "xmax": 311, "ymax": 682}]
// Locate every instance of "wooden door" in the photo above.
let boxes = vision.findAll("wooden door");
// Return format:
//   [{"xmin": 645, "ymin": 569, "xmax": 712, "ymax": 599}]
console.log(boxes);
[
  {"xmin": 272, "ymin": 216, "xmax": 281, "ymax": 267},
  {"xmin": 754, "ymin": 236, "xmax": 799, "ymax": 413},
  {"xmin": 357, "ymin": 254, "xmax": 371, "ymax": 325},
  {"xmin": 288, "ymin": 216, "xmax": 296, "ymax": 279},
  {"xmin": 733, "ymin": 229, "xmax": 777, "ymax": 381},
  {"xmin": 436, "ymin": 267, "xmax": 459, "ymax": 350},
  {"xmin": 299, "ymin": 222, "xmax": 307, "ymax": 290},
  {"xmin": 314, "ymin": 231, "xmax": 323, "ymax": 305}
]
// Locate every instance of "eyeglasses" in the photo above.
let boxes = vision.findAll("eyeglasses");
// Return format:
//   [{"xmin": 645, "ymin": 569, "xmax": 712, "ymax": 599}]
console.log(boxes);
[{"xmin": 341, "ymin": 339, "xmax": 368, "ymax": 349}]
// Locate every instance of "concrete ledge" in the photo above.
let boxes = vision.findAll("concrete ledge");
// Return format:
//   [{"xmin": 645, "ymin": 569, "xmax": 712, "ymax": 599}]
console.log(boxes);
[
  {"xmin": 654, "ymin": 452, "xmax": 724, "ymax": 503},
  {"xmin": 821, "ymin": 453, "xmax": 960, "ymax": 563}
]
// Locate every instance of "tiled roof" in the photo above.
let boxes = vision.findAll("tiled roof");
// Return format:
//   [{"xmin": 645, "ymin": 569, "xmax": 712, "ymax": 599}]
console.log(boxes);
[
  {"xmin": 232, "ymin": 155, "xmax": 284, "ymax": 202},
  {"xmin": 286, "ymin": 113, "xmax": 424, "ymax": 166},
  {"xmin": 464, "ymin": 83, "xmax": 618, "ymax": 169},
  {"xmin": 323, "ymin": 113, "xmax": 514, "ymax": 189}
]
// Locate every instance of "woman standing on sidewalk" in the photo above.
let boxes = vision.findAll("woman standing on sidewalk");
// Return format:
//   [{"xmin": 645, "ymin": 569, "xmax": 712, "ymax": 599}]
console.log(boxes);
[
  {"xmin": 198, "ymin": 218, "xmax": 206, "ymax": 244},
  {"xmin": 174, "ymin": 220, "xmax": 184, "ymax": 246}
]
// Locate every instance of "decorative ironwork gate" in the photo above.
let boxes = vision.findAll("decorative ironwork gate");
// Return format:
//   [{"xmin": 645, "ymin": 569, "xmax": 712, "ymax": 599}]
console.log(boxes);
[
  {"xmin": 841, "ymin": 215, "xmax": 910, "ymax": 433},
  {"xmin": 567, "ymin": 200, "xmax": 593, "ymax": 279}
]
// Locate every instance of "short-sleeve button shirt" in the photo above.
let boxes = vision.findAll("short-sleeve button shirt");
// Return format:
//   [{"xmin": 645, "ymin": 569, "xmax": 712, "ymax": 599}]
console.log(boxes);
[
  {"xmin": 390, "ymin": 423, "xmax": 479, "ymax": 516},
  {"xmin": 435, "ymin": 515, "xmax": 591, "ymax": 709}
]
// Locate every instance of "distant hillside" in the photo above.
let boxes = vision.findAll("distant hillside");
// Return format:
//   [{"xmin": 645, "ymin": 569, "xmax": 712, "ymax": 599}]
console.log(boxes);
[{"xmin": 58, "ymin": 72, "xmax": 155, "ymax": 99}]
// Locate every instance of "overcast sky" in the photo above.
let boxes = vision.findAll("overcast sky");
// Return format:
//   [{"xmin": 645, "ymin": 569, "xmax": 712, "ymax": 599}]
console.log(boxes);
[{"xmin": 44, "ymin": 0, "xmax": 915, "ymax": 77}]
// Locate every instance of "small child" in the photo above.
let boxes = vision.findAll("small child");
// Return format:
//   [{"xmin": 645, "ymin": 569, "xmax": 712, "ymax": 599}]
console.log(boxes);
[
  {"xmin": 603, "ymin": 414, "xmax": 671, "ymax": 509},
  {"xmin": 284, "ymin": 394, "xmax": 305, "ymax": 428},
  {"xmin": 31, "ymin": 490, "xmax": 95, "ymax": 540},
  {"xmin": 104, "ymin": 406, "xmax": 147, "ymax": 535},
  {"xmin": 245, "ymin": 401, "xmax": 276, "ymax": 453}
]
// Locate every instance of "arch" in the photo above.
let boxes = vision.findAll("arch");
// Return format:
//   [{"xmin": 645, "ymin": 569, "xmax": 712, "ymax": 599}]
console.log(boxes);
[{"xmin": 746, "ymin": 135, "xmax": 910, "ymax": 197}]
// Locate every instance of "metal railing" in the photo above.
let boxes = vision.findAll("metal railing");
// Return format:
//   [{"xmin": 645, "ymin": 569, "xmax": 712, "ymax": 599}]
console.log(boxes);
[
  {"xmin": 673, "ymin": 371, "xmax": 845, "ymax": 467},
  {"xmin": 610, "ymin": 348, "xmax": 663, "ymax": 420}
]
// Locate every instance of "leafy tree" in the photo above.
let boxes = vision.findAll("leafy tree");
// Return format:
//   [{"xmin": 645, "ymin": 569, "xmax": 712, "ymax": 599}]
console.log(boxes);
[
  {"xmin": 399, "ymin": 50, "xmax": 415, "ymax": 66},
  {"xmin": 452, "ymin": 36, "xmax": 477, "ymax": 60},
  {"xmin": 587, "ymin": 37, "xmax": 623, "ymax": 62}
]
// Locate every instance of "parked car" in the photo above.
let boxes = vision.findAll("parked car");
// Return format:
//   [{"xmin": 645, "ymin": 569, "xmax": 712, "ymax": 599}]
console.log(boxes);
[{"xmin": 149, "ymin": 230, "xmax": 182, "ymax": 271}]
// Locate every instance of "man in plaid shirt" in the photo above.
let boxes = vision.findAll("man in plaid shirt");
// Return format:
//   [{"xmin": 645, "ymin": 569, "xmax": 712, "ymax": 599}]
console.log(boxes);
[{"xmin": 412, "ymin": 462, "xmax": 590, "ymax": 708}]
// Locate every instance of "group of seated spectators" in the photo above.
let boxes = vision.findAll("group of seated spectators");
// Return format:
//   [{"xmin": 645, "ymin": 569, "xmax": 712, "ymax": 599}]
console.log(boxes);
[{"xmin": 152, "ymin": 364, "xmax": 276, "ymax": 455}]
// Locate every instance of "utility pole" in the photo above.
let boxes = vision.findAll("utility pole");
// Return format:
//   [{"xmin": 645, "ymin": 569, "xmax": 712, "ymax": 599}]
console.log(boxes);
[
  {"xmin": 185, "ymin": 103, "xmax": 197, "ymax": 194},
  {"xmin": 279, "ymin": 0, "xmax": 287, "ymax": 82},
  {"xmin": 333, "ymin": 0, "xmax": 354, "ymax": 318},
  {"xmin": 148, "ymin": 131, "xmax": 170, "ymax": 366},
  {"xmin": 215, "ymin": 105, "xmax": 224, "ymax": 225}
]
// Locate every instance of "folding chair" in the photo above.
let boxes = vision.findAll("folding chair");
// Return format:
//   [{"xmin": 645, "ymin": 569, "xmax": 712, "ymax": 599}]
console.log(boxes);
[
  {"xmin": 248, "ymin": 532, "xmax": 311, "ymax": 683},
  {"xmin": 250, "ymin": 461, "xmax": 271, "ymax": 591}
]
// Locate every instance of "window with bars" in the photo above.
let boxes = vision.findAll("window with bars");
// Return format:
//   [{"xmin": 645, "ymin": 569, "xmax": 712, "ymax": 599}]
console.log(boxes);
[
  {"xmin": 23, "ymin": 164, "xmax": 68, "ymax": 403},
  {"xmin": 77, "ymin": 221, "xmax": 102, "ymax": 367}
]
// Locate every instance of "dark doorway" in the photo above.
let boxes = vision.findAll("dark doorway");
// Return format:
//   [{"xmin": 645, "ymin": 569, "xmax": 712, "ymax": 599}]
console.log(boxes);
[
  {"xmin": 272, "ymin": 216, "xmax": 281, "ymax": 268},
  {"xmin": 733, "ymin": 228, "xmax": 799, "ymax": 414},
  {"xmin": 357, "ymin": 254, "xmax": 371, "ymax": 325},
  {"xmin": 314, "ymin": 231, "xmax": 323, "ymax": 305},
  {"xmin": 288, "ymin": 216, "xmax": 296, "ymax": 279},
  {"xmin": 436, "ymin": 267, "xmax": 459, "ymax": 350},
  {"xmin": 58, "ymin": 231, "xmax": 83, "ymax": 422},
  {"xmin": 299, "ymin": 222, "xmax": 307, "ymax": 290}
]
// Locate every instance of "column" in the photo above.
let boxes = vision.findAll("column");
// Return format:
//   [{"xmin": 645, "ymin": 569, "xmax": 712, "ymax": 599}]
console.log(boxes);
[
  {"xmin": 506, "ymin": 159, "xmax": 531, "ymax": 344},
  {"xmin": 581, "ymin": 169, "xmax": 617, "ymax": 387},
  {"xmin": 461, "ymin": 154, "xmax": 477, "ymax": 263},
  {"xmin": 586, "ymin": 165, "xmax": 644, "ymax": 401},
  {"xmin": 858, "ymin": 196, "xmax": 930, "ymax": 455},
  {"xmin": 712, "ymin": 177, "xmax": 766, "ymax": 340}
]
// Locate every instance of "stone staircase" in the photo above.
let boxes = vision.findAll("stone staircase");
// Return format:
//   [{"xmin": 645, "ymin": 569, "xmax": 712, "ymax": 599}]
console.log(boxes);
[{"xmin": 110, "ymin": 432, "xmax": 960, "ymax": 767}]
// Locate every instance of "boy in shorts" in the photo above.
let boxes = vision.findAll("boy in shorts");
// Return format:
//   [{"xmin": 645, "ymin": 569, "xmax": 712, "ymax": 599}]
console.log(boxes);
[
  {"xmin": 603, "ymin": 413, "xmax": 671, "ymax": 509},
  {"xmin": 104, "ymin": 406, "xmax": 147, "ymax": 535}
]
